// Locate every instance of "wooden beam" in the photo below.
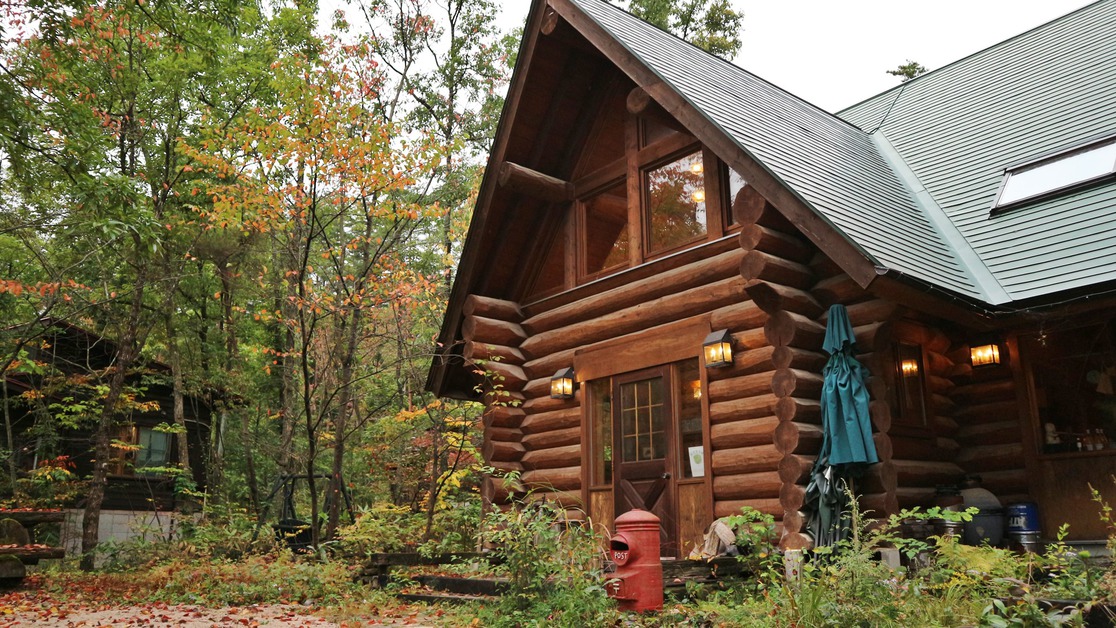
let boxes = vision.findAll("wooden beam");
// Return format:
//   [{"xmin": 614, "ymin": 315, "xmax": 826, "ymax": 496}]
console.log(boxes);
[{"xmin": 497, "ymin": 161, "xmax": 575, "ymax": 202}]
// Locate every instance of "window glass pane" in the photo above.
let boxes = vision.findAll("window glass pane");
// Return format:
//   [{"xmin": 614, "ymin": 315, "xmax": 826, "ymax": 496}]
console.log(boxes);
[
  {"xmin": 583, "ymin": 182, "xmax": 629, "ymax": 275},
  {"xmin": 136, "ymin": 427, "xmax": 171, "ymax": 470},
  {"xmin": 726, "ymin": 167, "xmax": 747, "ymax": 226},
  {"xmin": 676, "ymin": 359, "xmax": 704, "ymax": 478},
  {"xmin": 646, "ymin": 151, "xmax": 707, "ymax": 254},
  {"xmin": 619, "ymin": 377, "xmax": 665, "ymax": 462},
  {"xmin": 999, "ymin": 141, "xmax": 1116, "ymax": 206},
  {"xmin": 588, "ymin": 380, "xmax": 612, "ymax": 485}
]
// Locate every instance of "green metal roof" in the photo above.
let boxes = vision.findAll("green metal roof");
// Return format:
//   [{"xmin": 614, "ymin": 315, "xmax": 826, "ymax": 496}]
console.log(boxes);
[
  {"xmin": 567, "ymin": 0, "xmax": 1116, "ymax": 307},
  {"xmin": 840, "ymin": 0, "xmax": 1116, "ymax": 304}
]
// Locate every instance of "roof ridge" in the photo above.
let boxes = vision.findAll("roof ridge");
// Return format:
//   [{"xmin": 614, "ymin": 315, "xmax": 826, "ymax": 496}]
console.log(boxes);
[{"xmin": 869, "ymin": 131, "xmax": 1012, "ymax": 305}]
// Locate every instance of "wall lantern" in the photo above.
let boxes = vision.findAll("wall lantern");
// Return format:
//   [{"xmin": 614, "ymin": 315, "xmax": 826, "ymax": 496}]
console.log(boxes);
[
  {"xmin": 970, "ymin": 343, "xmax": 1001, "ymax": 367},
  {"xmin": 703, "ymin": 329, "xmax": 734, "ymax": 368},
  {"xmin": 900, "ymin": 359, "xmax": 920, "ymax": 376},
  {"xmin": 550, "ymin": 367, "xmax": 576, "ymax": 399}
]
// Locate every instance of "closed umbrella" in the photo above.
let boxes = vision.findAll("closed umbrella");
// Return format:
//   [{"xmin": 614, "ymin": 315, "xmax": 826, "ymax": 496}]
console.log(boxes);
[{"xmin": 805, "ymin": 304, "xmax": 878, "ymax": 546}]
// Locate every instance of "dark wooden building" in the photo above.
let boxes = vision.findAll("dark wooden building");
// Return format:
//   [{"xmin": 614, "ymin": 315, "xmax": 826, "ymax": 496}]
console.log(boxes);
[
  {"xmin": 428, "ymin": 0, "xmax": 1116, "ymax": 551},
  {"xmin": 4, "ymin": 320, "xmax": 209, "ymax": 511}
]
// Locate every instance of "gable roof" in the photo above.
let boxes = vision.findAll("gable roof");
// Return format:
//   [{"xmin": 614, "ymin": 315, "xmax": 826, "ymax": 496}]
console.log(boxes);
[{"xmin": 839, "ymin": 0, "xmax": 1116, "ymax": 304}]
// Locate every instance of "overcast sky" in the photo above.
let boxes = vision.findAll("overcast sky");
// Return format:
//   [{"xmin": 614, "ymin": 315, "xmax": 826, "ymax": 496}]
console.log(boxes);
[{"xmin": 489, "ymin": 0, "xmax": 1092, "ymax": 112}]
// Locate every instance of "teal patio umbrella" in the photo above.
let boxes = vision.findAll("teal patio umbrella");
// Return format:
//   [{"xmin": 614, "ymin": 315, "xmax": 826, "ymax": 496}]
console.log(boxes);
[{"xmin": 805, "ymin": 304, "xmax": 878, "ymax": 546}]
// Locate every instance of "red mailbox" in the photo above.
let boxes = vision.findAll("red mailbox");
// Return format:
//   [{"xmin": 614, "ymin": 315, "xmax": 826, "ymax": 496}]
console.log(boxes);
[{"xmin": 607, "ymin": 509, "xmax": 663, "ymax": 612}]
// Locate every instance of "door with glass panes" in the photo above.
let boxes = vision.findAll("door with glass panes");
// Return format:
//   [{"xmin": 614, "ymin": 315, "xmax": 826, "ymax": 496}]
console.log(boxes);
[{"xmin": 610, "ymin": 360, "xmax": 704, "ymax": 558}]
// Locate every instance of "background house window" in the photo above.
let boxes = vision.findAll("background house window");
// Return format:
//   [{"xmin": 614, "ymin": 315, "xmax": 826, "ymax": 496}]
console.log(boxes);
[
  {"xmin": 136, "ymin": 427, "xmax": 171, "ymax": 472},
  {"xmin": 645, "ymin": 151, "xmax": 707, "ymax": 254}
]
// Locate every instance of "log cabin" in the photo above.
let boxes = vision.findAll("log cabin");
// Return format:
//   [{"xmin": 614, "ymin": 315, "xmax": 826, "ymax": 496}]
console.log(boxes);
[
  {"xmin": 427, "ymin": 0, "xmax": 1116, "ymax": 552},
  {"xmin": 3, "ymin": 320, "xmax": 209, "ymax": 523}
]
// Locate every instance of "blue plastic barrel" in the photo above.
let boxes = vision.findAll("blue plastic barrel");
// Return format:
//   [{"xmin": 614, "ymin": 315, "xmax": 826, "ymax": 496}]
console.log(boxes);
[{"xmin": 1006, "ymin": 502, "xmax": 1041, "ymax": 535}]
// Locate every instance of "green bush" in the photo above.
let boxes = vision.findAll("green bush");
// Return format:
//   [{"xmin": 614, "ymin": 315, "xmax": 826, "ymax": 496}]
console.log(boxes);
[
  {"xmin": 147, "ymin": 554, "xmax": 361, "ymax": 606},
  {"xmin": 471, "ymin": 498, "xmax": 617, "ymax": 627}
]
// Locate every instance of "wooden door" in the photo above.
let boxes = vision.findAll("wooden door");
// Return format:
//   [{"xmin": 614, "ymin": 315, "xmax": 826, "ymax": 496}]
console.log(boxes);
[{"xmin": 612, "ymin": 366, "xmax": 678, "ymax": 557}]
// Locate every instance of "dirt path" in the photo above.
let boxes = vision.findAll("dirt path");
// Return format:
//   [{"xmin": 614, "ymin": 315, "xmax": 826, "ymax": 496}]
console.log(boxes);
[{"xmin": 0, "ymin": 588, "xmax": 441, "ymax": 627}]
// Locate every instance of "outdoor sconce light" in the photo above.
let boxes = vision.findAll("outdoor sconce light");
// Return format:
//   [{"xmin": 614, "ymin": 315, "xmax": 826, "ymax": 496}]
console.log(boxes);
[
  {"xmin": 550, "ymin": 367, "xmax": 576, "ymax": 399},
  {"xmin": 970, "ymin": 343, "xmax": 1001, "ymax": 366},
  {"xmin": 900, "ymin": 359, "xmax": 920, "ymax": 376},
  {"xmin": 703, "ymin": 329, "xmax": 734, "ymax": 368}
]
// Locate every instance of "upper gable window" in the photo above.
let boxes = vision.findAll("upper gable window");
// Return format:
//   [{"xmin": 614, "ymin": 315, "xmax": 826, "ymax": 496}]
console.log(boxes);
[
  {"xmin": 995, "ymin": 137, "xmax": 1116, "ymax": 209},
  {"xmin": 646, "ymin": 150, "xmax": 707, "ymax": 254}
]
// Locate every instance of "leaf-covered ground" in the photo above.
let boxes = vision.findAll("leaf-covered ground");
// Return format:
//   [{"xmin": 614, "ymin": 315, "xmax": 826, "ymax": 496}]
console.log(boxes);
[{"xmin": 0, "ymin": 575, "xmax": 446, "ymax": 627}]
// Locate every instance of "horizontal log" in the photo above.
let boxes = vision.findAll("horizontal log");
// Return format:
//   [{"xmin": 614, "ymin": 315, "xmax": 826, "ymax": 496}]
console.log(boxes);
[
  {"xmin": 745, "ymin": 282, "xmax": 824, "ymax": 318},
  {"xmin": 955, "ymin": 400, "xmax": 1018, "ymax": 422},
  {"xmin": 708, "ymin": 300, "xmax": 768, "ymax": 333},
  {"xmin": 929, "ymin": 393, "xmax": 956, "ymax": 414},
  {"xmin": 895, "ymin": 487, "xmax": 937, "ymax": 510},
  {"xmin": 521, "ymin": 276, "xmax": 746, "ymax": 358},
  {"xmin": 862, "ymin": 461, "xmax": 897, "ymax": 495},
  {"xmin": 464, "ymin": 341, "xmax": 526, "ymax": 366},
  {"xmin": 713, "ymin": 499, "xmax": 783, "ymax": 519},
  {"xmin": 869, "ymin": 400, "xmax": 892, "ymax": 433},
  {"xmin": 713, "ymin": 471, "xmax": 782, "ymax": 500},
  {"xmin": 976, "ymin": 469, "xmax": 1029, "ymax": 497},
  {"xmin": 893, "ymin": 459, "xmax": 965, "ymax": 487},
  {"xmin": 956, "ymin": 443, "xmax": 1026, "ymax": 471},
  {"xmin": 779, "ymin": 510, "xmax": 807, "ymax": 538},
  {"xmin": 485, "ymin": 389, "xmax": 524, "ymax": 408},
  {"xmin": 957, "ymin": 420, "xmax": 1022, "ymax": 447},
  {"xmin": 521, "ymin": 407, "xmax": 580, "ymax": 434},
  {"xmin": 483, "ymin": 439, "xmax": 525, "ymax": 464},
  {"xmin": 480, "ymin": 360, "xmax": 528, "ymax": 391},
  {"xmin": 738, "ymin": 223, "xmax": 815, "ymax": 264},
  {"xmin": 497, "ymin": 161, "xmax": 574, "ymax": 202},
  {"xmin": 820, "ymin": 299, "xmax": 899, "ymax": 329},
  {"xmin": 709, "ymin": 394, "xmax": 779, "ymax": 424},
  {"xmin": 712, "ymin": 345, "xmax": 776, "ymax": 378},
  {"xmin": 777, "ymin": 397, "xmax": 822, "ymax": 424},
  {"xmin": 0, "ymin": 546, "xmax": 65, "ymax": 563},
  {"xmin": 925, "ymin": 374, "xmax": 955, "ymax": 395},
  {"xmin": 853, "ymin": 321, "xmax": 892, "ymax": 353},
  {"xmin": 487, "ymin": 427, "xmax": 522, "ymax": 443},
  {"xmin": 772, "ymin": 368, "xmax": 824, "ymax": 399},
  {"xmin": 711, "ymin": 444, "xmax": 783, "ymax": 475},
  {"xmin": 780, "ymin": 531, "xmax": 812, "ymax": 551},
  {"xmin": 522, "ymin": 249, "xmax": 745, "ymax": 335},
  {"xmin": 484, "ymin": 474, "xmax": 525, "ymax": 504},
  {"xmin": 522, "ymin": 426, "xmax": 581, "ymax": 451},
  {"xmin": 934, "ymin": 415, "xmax": 960, "ymax": 435},
  {"xmin": 521, "ymin": 394, "xmax": 578, "ymax": 414},
  {"xmin": 463, "ymin": 295, "xmax": 523, "ymax": 323},
  {"xmin": 774, "ymin": 422, "xmax": 822, "ymax": 455},
  {"xmin": 953, "ymin": 379, "xmax": 1017, "ymax": 404},
  {"xmin": 462, "ymin": 315, "xmax": 527, "ymax": 348},
  {"xmin": 708, "ymin": 371, "xmax": 775, "ymax": 402},
  {"xmin": 710, "ymin": 415, "xmax": 780, "ymax": 449},
  {"xmin": 0, "ymin": 511, "xmax": 65, "ymax": 526},
  {"xmin": 764, "ymin": 311, "xmax": 826, "ymax": 349},
  {"xmin": 521, "ymin": 348, "xmax": 577, "ymax": 382},
  {"xmin": 523, "ymin": 489, "xmax": 583, "ymax": 509},
  {"xmin": 778, "ymin": 453, "xmax": 815, "ymax": 484},
  {"xmin": 740, "ymin": 250, "xmax": 815, "ymax": 290},
  {"xmin": 522, "ymin": 376, "xmax": 551, "ymax": 399},
  {"xmin": 484, "ymin": 405, "xmax": 525, "ymax": 429},
  {"xmin": 521, "ymin": 466, "xmax": 582, "ymax": 492},
  {"xmin": 733, "ymin": 327, "xmax": 769, "ymax": 351},
  {"xmin": 858, "ymin": 492, "xmax": 900, "ymax": 519},
  {"xmin": 812, "ymin": 273, "xmax": 867, "ymax": 307},
  {"xmin": 926, "ymin": 350, "xmax": 954, "ymax": 377},
  {"xmin": 772, "ymin": 346, "xmax": 827, "ymax": 373},
  {"xmin": 948, "ymin": 362, "xmax": 975, "ymax": 379}
]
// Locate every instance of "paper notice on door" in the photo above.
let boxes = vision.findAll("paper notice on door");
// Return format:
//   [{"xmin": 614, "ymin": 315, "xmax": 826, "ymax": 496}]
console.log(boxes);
[{"xmin": 688, "ymin": 445, "xmax": 705, "ymax": 477}]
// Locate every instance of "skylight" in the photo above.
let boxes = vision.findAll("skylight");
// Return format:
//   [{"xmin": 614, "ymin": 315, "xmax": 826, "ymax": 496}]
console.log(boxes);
[{"xmin": 995, "ymin": 138, "xmax": 1116, "ymax": 208}]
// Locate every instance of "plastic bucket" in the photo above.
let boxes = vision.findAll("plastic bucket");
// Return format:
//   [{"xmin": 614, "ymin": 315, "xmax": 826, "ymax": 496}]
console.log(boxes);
[
  {"xmin": 1006, "ymin": 502, "xmax": 1041, "ymax": 535},
  {"xmin": 963, "ymin": 508, "xmax": 1005, "ymax": 546}
]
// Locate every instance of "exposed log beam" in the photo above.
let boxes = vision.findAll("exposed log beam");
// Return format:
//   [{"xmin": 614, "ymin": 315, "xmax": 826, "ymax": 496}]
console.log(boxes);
[{"xmin": 497, "ymin": 161, "xmax": 575, "ymax": 202}]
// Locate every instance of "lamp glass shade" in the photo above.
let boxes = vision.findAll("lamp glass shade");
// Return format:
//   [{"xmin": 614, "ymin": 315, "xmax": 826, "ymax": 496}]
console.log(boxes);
[
  {"xmin": 703, "ymin": 330, "xmax": 733, "ymax": 368},
  {"xmin": 550, "ymin": 367, "xmax": 576, "ymax": 399},
  {"xmin": 970, "ymin": 344, "xmax": 1001, "ymax": 366}
]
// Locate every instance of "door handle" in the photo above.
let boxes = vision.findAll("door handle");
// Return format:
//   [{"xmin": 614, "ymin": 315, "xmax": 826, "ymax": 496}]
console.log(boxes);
[{"xmin": 661, "ymin": 473, "xmax": 671, "ymax": 479}]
